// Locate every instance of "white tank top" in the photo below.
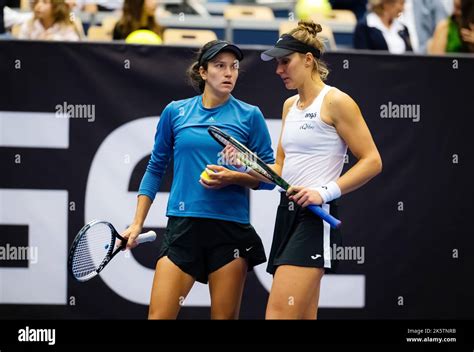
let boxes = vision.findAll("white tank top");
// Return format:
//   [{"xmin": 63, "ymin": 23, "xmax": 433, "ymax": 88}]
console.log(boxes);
[{"xmin": 281, "ymin": 84, "xmax": 347, "ymax": 189}]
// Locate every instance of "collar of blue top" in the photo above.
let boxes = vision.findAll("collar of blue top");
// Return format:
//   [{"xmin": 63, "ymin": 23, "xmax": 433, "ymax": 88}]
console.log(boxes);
[
  {"xmin": 198, "ymin": 41, "xmax": 244, "ymax": 66},
  {"xmin": 261, "ymin": 34, "xmax": 321, "ymax": 61}
]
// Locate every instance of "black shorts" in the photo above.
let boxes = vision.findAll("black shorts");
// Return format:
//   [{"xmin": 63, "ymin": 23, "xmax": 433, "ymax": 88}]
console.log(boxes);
[
  {"xmin": 266, "ymin": 192, "xmax": 342, "ymax": 275},
  {"xmin": 158, "ymin": 216, "xmax": 267, "ymax": 284}
]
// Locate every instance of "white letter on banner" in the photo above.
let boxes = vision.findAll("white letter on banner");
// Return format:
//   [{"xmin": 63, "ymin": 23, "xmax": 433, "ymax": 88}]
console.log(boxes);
[
  {"xmin": 0, "ymin": 111, "xmax": 69, "ymax": 148},
  {"xmin": 0, "ymin": 190, "xmax": 68, "ymax": 304},
  {"xmin": 0, "ymin": 111, "xmax": 69, "ymax": 304}
]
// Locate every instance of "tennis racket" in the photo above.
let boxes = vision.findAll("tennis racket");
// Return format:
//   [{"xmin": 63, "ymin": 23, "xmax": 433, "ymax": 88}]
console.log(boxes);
[
  {"xmin": 208, "ymin": 126, "xmax": 342, "ymax": 229},
  {"xmin": 68, "ymin": 220, "xmax": 157, "ymax": 282}
]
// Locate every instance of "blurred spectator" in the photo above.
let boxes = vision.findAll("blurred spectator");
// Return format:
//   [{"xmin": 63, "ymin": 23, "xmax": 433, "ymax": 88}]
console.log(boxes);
[
  {"xmin": 3, "ymin": 6, "xmax": 33, "ymax": 32},
  {"xmin": 1, "ymin": 0, "xmax": 5, "ymax": 36},
  {"xmin": 353, "ymin": 0, "xmax": 413, "ymax": 53},
  {"xmin": 66, "ymin": 0, "xmax": 98, "ymax": 13},
  {"xmin": 442, "ymin": 0, "xmax": 454, "ymax": 13},
  {"xmin": 18, "ymin": 0, "xmax": 82, "ymax": 40},
  {"xmin": 95, "ymin": 0, "xmax": 123, "ymax": 11},
  {"xmin": 429, "ymin": 0, "xmax": 474, "ymax": 53},
  {"xmin": 399, "ymin": 0, "xmax": 449, "ymax": 53},
  {"xmin": 113, "ymin": 0, "xmax": 163, "ymax": 40},
  {"xmin": 329, "ymin": 0, "xmax": 368, "ymax": 20},
  {"xmin": 1, "ymin": 0, "xmax": 22, "ymax": 37}
]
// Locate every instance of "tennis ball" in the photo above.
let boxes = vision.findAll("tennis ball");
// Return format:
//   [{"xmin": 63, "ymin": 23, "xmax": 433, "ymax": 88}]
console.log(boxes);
[
  {"xmin": 295, "ymin": 0, "xmax": 332, "ymax": 20},
  {"xmin": 125, "ymin": 30, "xmax": 163, "ymax": 45},
  {"xmin": 200, "ymin": 169, "xmax": 213, "ymax": 181}
]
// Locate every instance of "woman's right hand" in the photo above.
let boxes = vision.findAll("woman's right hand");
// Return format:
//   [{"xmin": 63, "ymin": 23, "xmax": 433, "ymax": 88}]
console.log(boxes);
[{"xmin": 120, "ymin": 224, "xmax": 143, "ymax": 250}]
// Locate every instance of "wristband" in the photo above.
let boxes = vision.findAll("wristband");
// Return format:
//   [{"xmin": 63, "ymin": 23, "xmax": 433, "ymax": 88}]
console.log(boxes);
[{"xmin": 313, "ymin": 181, "xmax": 341, "ymax": 203}]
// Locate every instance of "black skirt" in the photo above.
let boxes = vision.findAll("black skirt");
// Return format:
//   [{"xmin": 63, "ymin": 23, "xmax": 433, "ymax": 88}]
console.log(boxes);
[{"xmin": 266, "ymin": 192, "xmax": 342, "ymax": 275}]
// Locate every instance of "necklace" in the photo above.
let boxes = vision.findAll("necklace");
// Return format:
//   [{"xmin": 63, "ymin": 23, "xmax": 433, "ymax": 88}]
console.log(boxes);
[{"xmin": 297, "ymin": 99, "xmax": 307, "ymax": 109}]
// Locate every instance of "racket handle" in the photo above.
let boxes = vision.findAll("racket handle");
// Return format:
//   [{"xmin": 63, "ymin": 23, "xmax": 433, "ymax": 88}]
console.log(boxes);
[
  {"xmin": 136, "ymin": 231, "xmax": 157, "ymax": 244},
  {"xmin": 307, "ymin": 205, "xmax": 342, "ymax": 229}
]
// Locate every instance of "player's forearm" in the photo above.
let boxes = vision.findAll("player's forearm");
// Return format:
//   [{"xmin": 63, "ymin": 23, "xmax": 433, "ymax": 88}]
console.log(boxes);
[
  {"xmin": 231, "ymin": 163, "xmax": 283, "ymax": 187},
  {"xmin": 230, "ymin": 171, "xmax": 261, "ymax": 189},
  {"xmin": 132, "ymin": 195, "xmax": 153, "ymax": 227},
  {"xmin": 337, "ymin": 155, "xmax": 382, "ymax": 195}
]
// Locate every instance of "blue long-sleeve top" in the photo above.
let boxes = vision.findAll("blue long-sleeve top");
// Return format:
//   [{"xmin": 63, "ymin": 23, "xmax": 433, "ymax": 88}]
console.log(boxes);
[{"xmin": 139, "ymin": 95, "xmax": 275, "ymax": 224}]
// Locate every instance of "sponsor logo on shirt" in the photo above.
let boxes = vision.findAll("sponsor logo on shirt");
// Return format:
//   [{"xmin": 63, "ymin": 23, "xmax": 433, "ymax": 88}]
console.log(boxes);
[
  {"xmin": 304, "ymin": 112, "xmax": 318, "ymax": 119},
  {"xmin": 300, "ymin": 122, "xmax": 315, "ymax": 130}
]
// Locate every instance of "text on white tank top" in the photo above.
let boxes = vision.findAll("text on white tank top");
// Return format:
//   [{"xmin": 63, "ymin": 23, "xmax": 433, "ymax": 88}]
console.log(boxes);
[{"xmin": 281, "ymin": 84, "xmax": 347, "ymax": 189}]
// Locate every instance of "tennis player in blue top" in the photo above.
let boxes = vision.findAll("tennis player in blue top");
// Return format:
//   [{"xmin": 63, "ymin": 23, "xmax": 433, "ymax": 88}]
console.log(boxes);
[{"xmin": 121, "ymin": 40, "xmax": 275, "ymax": 319}]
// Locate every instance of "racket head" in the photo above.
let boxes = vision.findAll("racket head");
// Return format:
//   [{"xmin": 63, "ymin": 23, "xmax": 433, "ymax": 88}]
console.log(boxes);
[
  {"xmin": 208, "ymin": 126, "xmax": 289, "ymax": 189},
  {"xmin": 68, "ymin": 220, "xmax": 124, "ymax": 282}
]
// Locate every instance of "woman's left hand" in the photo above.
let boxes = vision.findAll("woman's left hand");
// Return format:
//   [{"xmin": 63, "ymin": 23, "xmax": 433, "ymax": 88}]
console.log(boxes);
[
  {"xmin": 199, "ymin": 165, "xmax": 236, "ymax": 189},
  {"xmin": 221, "ymin": 145, "xmax": 244, "ymax": 167},
  {"xmin": 287, "ymin": 186, "xmax": 324, "ymax": 207}
]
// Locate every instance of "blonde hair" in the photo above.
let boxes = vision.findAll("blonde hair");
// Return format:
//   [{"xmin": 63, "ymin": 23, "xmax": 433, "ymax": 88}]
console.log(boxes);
[
  {"xmin": 286, "ymin": 20, "xmax": 329, "ymax": 81},
  {"xmin": 32, "ymin": 0, "xmax": 73, "ymax": 26}
]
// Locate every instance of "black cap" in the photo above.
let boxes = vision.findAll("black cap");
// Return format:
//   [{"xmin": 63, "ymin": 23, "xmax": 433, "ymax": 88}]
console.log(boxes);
[
  {"xmin": 261, "ymin": 34, "xmax": 321, "ymax": 61},
  {"xmin": 199, "ymin": 41, "xmax": 244, "ymax": 66}
]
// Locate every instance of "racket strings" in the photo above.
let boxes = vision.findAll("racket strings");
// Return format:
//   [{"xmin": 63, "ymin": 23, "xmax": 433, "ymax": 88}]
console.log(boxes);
[
  {"xmin": 238, "ymin": 153, "xmax": 272, "ymax": 180},
  {"xmin": 209, "ymin": 129, "xmax": 274, "ymax": 181},
  {"xmin": 230, "ymin": 146, "xmax": 274, "ymax": 181},
  {"xmin": 212, "ymin": 132, "xmax": 230, "ymax": 147},
  {"xmin": 71, "ymin": 223, "xmax": 115, "ymax": 280}
]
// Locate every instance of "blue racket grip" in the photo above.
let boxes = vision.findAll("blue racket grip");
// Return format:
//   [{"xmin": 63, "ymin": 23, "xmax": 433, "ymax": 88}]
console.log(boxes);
[{"xmin": 307, "ymin": 204, "xmax": 342, "ymax": 229}]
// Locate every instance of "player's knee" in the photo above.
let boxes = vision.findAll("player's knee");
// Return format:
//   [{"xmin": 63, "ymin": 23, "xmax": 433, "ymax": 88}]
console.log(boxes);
[
  {"xmin": 210, "ymin": 312, "xmax": 238, "ymax": 320},
  {"xmin": 210, "ymin": 306, "xmax": 240, "ymax": 320},
  {"xmin": 266, "ymin": 299, "xmax": 299, "ymax": 319},
  {"xmin": 302, "ymin": 307, "xmax": 318, "ymax": 320},
  {"xmin": 147, "ymin": 307, "xmax": 162, "ymax": 319},
  {"xmin": 148, "ymin": 305, "xmax": 178, "ymax": 320}
]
